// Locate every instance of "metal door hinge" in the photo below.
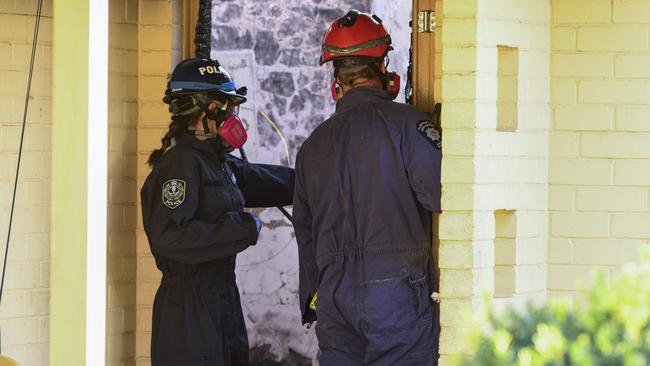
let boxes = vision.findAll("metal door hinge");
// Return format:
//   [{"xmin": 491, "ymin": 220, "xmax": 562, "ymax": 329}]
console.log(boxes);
[{"xmin": 417, "ymin": 11, "xmax": 436, "ymax": 33}]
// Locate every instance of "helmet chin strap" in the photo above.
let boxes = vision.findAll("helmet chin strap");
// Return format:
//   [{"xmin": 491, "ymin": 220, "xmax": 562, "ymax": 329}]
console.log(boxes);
[{"xmin": 194, "ymin": 98, "xmax": 228, "ymax": 138}]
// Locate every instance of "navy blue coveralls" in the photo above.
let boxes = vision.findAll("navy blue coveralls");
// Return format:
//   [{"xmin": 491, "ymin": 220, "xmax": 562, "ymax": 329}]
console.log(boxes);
[
  {"xmin": 293, "ymin": 87, "xmax": 442, "ymax": 365},
  {"xmin": 141, "ymin": 132, "xmax": 294, "ymax": 366}
]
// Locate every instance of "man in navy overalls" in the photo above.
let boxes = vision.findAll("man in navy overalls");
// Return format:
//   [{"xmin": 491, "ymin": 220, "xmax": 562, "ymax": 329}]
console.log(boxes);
[{"xmin": 293, "ymin": 10, "xmax": 443, "ymax": 366}]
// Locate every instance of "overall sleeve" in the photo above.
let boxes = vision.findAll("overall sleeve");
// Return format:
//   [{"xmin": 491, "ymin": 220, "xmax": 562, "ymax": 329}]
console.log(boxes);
[
  {"xmin": 226, "ymin": 155, "xmax": 295, "ymax": 208},
  {"xmin": 292, "ymin": 149, "xmax": 318, "ymax": 323},
  {"xmin": 401, "ymin": 111, "xmax": 443, "ymax": 213},
  {"xmin": 142, "ymin": 156, "xmax": 259, "ymax": 264}
]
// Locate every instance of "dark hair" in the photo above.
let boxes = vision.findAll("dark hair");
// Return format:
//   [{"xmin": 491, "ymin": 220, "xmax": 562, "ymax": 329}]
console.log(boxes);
[
  {"xmin": 334, "ymin": 57, "xmax": 384, "ymax": 86},
  {"xmin": 146, "ymin": 112, "xmax": 199, "ymax": 167}
]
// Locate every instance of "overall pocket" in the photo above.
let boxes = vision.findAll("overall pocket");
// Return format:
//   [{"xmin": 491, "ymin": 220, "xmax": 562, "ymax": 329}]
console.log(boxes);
[{"xmin": 360, "ymin": 273, "xmax": 432, "ymax": 334}]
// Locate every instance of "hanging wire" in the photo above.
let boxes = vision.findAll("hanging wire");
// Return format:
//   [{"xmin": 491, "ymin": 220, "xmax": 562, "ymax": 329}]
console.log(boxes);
[
  {"xmin": 0, "ymin": 0, "xmax": 44, "ymax": 354},
  {"xmin": 253, "ymin": 101, "xmax": 292, "ymax": 166}
]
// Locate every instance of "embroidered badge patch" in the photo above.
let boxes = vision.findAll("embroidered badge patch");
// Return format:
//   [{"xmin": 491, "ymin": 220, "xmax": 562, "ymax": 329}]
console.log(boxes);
[
  {"xmin": 162, "ymin": 179, "xmax": 186, "ymax": 209},
  {"xmin": 416, "ymin": 120, "xmax": 442, "ymax": 150}
]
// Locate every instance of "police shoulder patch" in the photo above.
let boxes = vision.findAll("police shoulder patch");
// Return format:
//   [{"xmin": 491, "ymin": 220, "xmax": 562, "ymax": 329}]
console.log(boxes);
[
  {"xmin": 162, "ymin": 179, "xmax": 186, "ymax": 209},
  {"xmin": 416, "ymin": 119, "xmax": 442, "ymax": 150}
]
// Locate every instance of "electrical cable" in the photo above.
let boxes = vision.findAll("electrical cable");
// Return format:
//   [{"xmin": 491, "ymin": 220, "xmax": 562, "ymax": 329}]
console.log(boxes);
[{"xmin": 0, "ymin": 0, "xmax": 44, "ymax": 354}]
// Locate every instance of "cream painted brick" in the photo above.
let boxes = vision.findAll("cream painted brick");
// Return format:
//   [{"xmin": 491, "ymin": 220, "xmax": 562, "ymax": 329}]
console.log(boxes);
[
  {"xmin": 473, "ymin": 240, "xmax": 496, "ymax": 269},
  {"xmin": 137, "ymin": 280, "xmax": 160, "ymax": 307},
  {"xmin": 444, "ymin": 0, "xmax": 477, "ymax": 17},
  {"xmin": 442, "ymin": 46, "xmax": 477, "ymax": 73},
  {"xmin": 108, "ymin": 282, "xmax": 136, "ymax": 308},
  {"xmin": 140, "ymin": 25, "xmax": 172, "ymax": 51},
  {"xmin": 24, "ymin": 343, "xmax": 48, "ymax": 365},
  {"xmin": 0, "ymin": 70, "xmax": 28, "ymax": 96},
  {"xmin": 125, "ymin": 101, "xmax": 138, "ymax": 126},
  {"xmin": 442, "ymin": 74, "xmax": 477, "ymax": 100},
  {"xmin": 439, "ymin": 241, "xmax": 473, "ymax": 269},
  {"xmin": 442, "ymin": 184, "xmax": 474, "ymax": 211},
  {"xmin": 552, "ymin": 54, "xmax": 613, "ymax": 77},
  {"xmin": 552, "ymin": 0, "xmax": 612, "ymax": 24},
  {"xmin": 109, "ymin": 0, "xmax": 127, "ymax": 22},
  {"xmin": 551, "ymin": 212, "xmax": 609, "ymax": 237},
  {"xmin": 141, "ymin": 102, "xmax": 169, "ymax": 127},
  {"xmin": 440, "ymin": 157, "xmax": 474, "ymax": 184},
  {"xmin": 40, "ymin": 262, "xmax": 49, "ymax": 287},
  {"xmin": 109, "ymin": 23, "xmax": 138, "ymax": 50},
  {"xmin": 519, "ymin": 50, "xmax": 552, "ymax": 78},
  {"xmin": 550, "ymin": 131, "xmax": 579, "ymax": 157},
  {"xmin": 573, "ymin": 239, "xmax": 642, "ymax": 265},
  {"xmin": 520, "ymin": 77, "xmax": 551, "ymax": 103},
  {"xmin": 475, "ymin": 158, "xmax": 546, "ymax": 184},
  {"xmin": 551, "ymin": 27, "xmax": 577, "ymax": 51},
  {"xmin": 442, "ymin": 18, "xmax": 478, "ymax": 45},
  {"xmin": 441, "ymin": 269, "xmax": 474, "ymax": 297},
  {"xmin": 577, "ymin": 187, "xmax": 647, "ymax": 212},
  {"xmin": 548, "ymin": 239, "xmax": 573, "ymax": 264},
  {"xmin": 440, "ymin": 211, "xmax": 475, "ymax": 240},
  {"xmin": 139, "ymin": 75, "xmax": 168, "ymax": 102},
  {"xmin": 0, "ymin": 291, "xmax": 25, "ymax": 318},
  {"xmin": 439, "ymin": 299, "xmax": 472, "ymax": 329},
  {"xmin": 136, "ymin": 330, "xmax": 152, "ymax": 358},
  {"xmin": 579, "ymin": 80, "xmax": 649, "ymax": 104},
  {"xmin": 616, "ymin": 105, "xmax": 650, "ymax": 131},
  {"xmin": 138, "ymin": 256, "xmax": 161, "ymax": 281},
  {"xmin": 550, "ymin": 78, "xmax": 577, "ymax": 104},
  {"xmin": 516, "ymin": 265, "xmax": 546, "ymax": 292},
  {"xmin": 553, "ymin": 105, "xmax": 613, "ymax": 131},
  {"xmin": 442, "ymin": 129, "xmax": 475, "ymax": 156},
  {"xmin": 110, "ymin": 127, "xmax": 137, "ymax": 152},
  {"xmin": 515, "ymin": 103, "xmax": 551, "ymax": 131},
  {"xmin": 140, "ymin": 51, "xmax": 172, "ymax": 76},
  {"xmin": 615, "ymin": 55, "xmax": 650, "ymax": 78},
  {"xmin": 126, "ymin": 0, "xmax": 138, "ymax": 23},
  {"xmin": 578, "ymin": 27, "xmax": 649, "ymax": 52},
  {"xmin": 475, "ymin": 131, "xmax": 548, "ymax": 157},
  {"xmin": 516, "ymin": 238, "xmax": 547, "ymax": 265},
  {"xmin": 479, "ymin": 0, "xmax": 550, "ymax": 23},
  {"xmin": 109, "ymin": 231, "xmax": 136, "ymax": 257},
  {"xmin": 140, "ymin": 0, "xmax": 172, "ymax": 25},
  {"xmin": 442, "ymin": 101, "xmax": 483, "ymax": 130},
  {"xmin": 0, "ymin": 14, "xmax": 32, "ymax": 41},
  {"xmin": 614, "ymin": 160, "xmax": 650, "ymax": 185},
  {"xmin": 0, "ymin": 42, "xmax": 11, "ymax": 69},
  {"xmin": 610, "ymin": 213, "xmax": 650, "ymax": 238},
  {"xmin": 109, "ymin": 75, "xmax": 138, "ymax": 100},
  {"xmin": 24, "ymin": 290, "xmax": 49, "ymax": 316},
  {"xmin": 139, "ymin": 127, "xmax": 168, "ymax": 152},
  {"xmin": 24, "ymin": 96, "xmax": 52, "ymax": 124},
  {"xmin": 109, "ymin": 49, "xmax": 138, "ymax": 75},
  {"xmin": 5, "ymin": 317, "xmax": 39, "ymax": 345},
  {"xmin": 136, "ymin": 306, "xmax": 153, "ymax": 332},
  {"xmin": 613, "ymin": 0, "xmax": 650, "ymax": 23},
  {"xmin": 581, "ymin": 133, "xmax": 650, "ymax": 158},
  {"xmin": 548, "ymin": 264, "xmax": 606, "ymax": 291},
  {"xmin": 550, "ymin": 159, "xmax": 612, "ymax": 185}
]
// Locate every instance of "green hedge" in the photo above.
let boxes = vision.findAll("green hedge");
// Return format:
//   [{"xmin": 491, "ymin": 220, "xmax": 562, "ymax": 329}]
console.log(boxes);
[{"xmin": 458, "ymin": 256, "xmax": 650, "ymax": 366}]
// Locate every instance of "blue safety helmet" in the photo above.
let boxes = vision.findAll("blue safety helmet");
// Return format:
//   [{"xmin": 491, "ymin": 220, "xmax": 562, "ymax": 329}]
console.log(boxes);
[{"xmin": 163, "ymin": 58, "xmax": 247, "ymax": 115}]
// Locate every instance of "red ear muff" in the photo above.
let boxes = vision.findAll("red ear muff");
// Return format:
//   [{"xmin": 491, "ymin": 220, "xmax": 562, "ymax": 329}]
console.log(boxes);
[
  {"xmin": 386, "ymin": 72, "xmax": 400, "ymax": 100},
  {"xmin": 331, "ymin": 80, "xmax": 343, "ymax": 101},
  {"xmin": 219, "ymin": 115, "xmax": 248, "ymax": 149}
]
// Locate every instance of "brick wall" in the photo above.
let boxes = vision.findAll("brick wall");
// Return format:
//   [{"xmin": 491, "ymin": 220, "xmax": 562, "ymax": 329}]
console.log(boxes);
[
  {"xmin": 135, "ymin": 0, "xmax": 174, "ymax": 364},
  {"xmin": 549, "ymin": 0, "xmax": 650, "ymax": 300},
  {"xmin": 0, "ymin": 0, "xmax": 52, "ymax": 363},
  {"xmin": 437, "ymin": 0, "xmax": 551, "ymax": 363},
  {"xmin": 107, "ymin": 0, "xmax": 139, "ymax": 365}
]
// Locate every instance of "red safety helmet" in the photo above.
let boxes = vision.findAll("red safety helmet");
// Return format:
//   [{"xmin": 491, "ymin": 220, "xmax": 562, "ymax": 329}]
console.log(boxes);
[{"xmin": 320, "ymin": 10, "xmax": 392, "ymax": 65}]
